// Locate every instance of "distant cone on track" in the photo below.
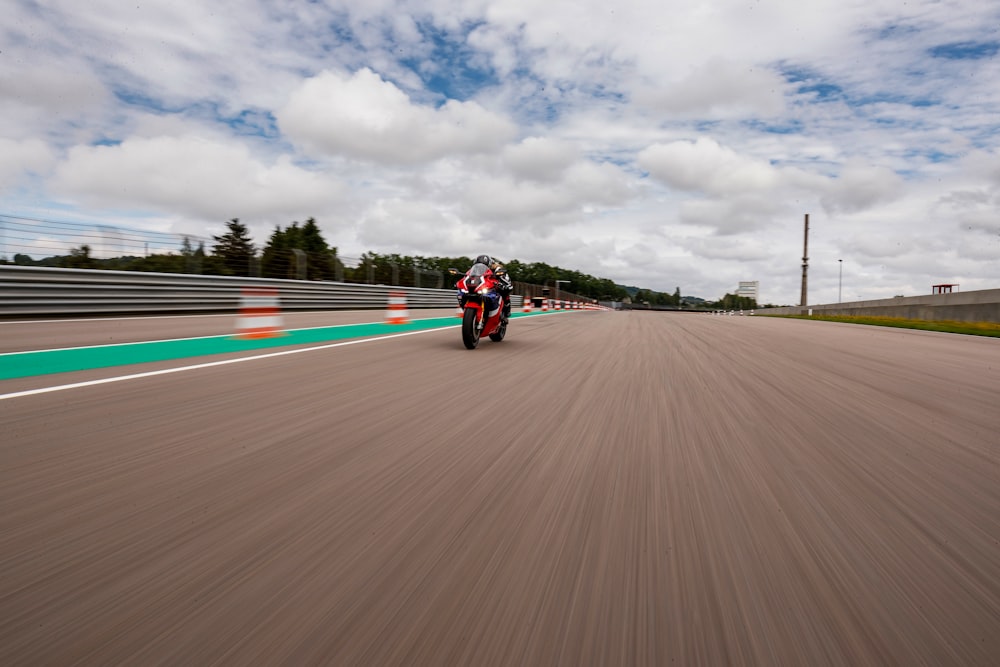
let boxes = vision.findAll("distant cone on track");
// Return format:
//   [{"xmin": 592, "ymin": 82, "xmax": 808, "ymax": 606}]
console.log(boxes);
[
  {"xmin": 235, "ymin": 287, "xmax": 285, "ymax": 339},
  {"xmin": 385, "ymin": 291, "xmax": 411, "ymax": 324},
  {"xmin": 523, "ymin": 297, "xmax": 533, "ymax": 313}
]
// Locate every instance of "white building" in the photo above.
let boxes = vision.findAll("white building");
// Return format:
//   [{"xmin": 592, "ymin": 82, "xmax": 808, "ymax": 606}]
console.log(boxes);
[{"xmin": 736, "ymin": 281, "xmax": 759, "ymax": 301}]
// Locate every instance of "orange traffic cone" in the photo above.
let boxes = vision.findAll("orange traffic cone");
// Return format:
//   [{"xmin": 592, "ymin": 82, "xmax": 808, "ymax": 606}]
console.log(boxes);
[
  {"xmin": 522, "ymin": 296, "xmax": 533, "ymax": 313},
  {"xmin": 385, "ymin": 290, "xmax": 411, "ymax": 324},
  {"xmin": 542, "ymin": 299, "xmax": 549, "ymax": 312},
  {"xmin": 455, "ymin": 304, "xmax": 464, "ymax": 317},
  {"xmin": 235, "ymin": 287, "xmax": 284, "ymax": 338}
]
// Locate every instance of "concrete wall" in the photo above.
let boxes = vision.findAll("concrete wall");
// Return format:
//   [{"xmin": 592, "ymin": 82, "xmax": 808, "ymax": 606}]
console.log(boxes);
[{"xmin": 762, "ymin": 288, "xmax": 1000, "ymax": 323}]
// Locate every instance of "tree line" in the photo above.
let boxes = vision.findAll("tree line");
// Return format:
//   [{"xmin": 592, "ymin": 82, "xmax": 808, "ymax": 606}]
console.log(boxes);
[{"xmin": 2, "ymin": 216, "xmax": 758, "ymax": 307}]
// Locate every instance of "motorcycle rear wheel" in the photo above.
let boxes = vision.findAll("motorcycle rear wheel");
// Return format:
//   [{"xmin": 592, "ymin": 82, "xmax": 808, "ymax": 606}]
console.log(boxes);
[
  {"xmin": 488, "ymin": 320, "xmax": 506, "ymax": 342},
  {"xmin": 462, "ymin": 307, "xmax": 481, "ymax": 349}
]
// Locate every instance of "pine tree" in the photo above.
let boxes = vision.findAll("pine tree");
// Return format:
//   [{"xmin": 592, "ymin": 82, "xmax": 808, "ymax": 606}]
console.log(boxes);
[
  {"xmin": 299, "ymin": 217, "xmax": 336, "ymax": 280},
  {"xmin": 261, "ymin": 223, "xmax": 295, "ymax": 279},
  {"xmin": 212, "ymin": 218, "xmax": 256, "ymax": 276}
]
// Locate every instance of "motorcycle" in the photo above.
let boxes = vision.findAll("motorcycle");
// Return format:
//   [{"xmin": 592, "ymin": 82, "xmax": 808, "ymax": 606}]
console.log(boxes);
[{"xmin": 451, "ymin": 264, "xmax": 508, "ymax": 349}]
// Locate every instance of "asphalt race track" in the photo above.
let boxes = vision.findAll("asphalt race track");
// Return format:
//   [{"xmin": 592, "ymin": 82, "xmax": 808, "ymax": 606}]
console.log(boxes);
[{"xmin": 2, "ymin": 310, "xmax": 999, "ymax": 665}]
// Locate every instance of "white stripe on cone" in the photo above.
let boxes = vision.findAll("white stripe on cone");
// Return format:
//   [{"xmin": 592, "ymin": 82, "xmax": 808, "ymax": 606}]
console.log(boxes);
[
  {"xmin": 385, "ymin": 291, "xmax": 411, "ymax": 324},
  {"xmin": 236, "ymin": 315, "xmax": 283, "ymax": 330},
  {"xmin": 236, "ymin": 287, "xmax": 284, "ymax": 338}
]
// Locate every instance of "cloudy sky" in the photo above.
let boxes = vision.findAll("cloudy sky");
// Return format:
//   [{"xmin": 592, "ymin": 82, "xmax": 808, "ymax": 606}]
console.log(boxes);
[{"xmin": 2, "ymin": 0, "xmax": 999, "ymax": 303}]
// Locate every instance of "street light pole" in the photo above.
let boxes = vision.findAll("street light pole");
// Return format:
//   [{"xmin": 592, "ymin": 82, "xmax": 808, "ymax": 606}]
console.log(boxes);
[{"xmin": 838, "ymin": 259, "xmax": 843, "ymax": 303}]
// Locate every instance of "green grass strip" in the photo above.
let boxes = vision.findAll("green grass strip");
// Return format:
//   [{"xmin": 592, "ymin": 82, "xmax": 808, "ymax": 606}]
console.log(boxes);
[
  {"xmin": 0, "ymin": 311, "xmax": 556, "ymax": 381},
  {"xmin": 773, "ymin": 314, "xmax": 1000, "ymax": 338}
]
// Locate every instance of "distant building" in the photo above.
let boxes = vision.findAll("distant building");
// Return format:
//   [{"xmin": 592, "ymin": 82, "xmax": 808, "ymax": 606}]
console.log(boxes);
[{"xmin": 737, "ymin": 281, "xmax": 759, "ymax": 302}]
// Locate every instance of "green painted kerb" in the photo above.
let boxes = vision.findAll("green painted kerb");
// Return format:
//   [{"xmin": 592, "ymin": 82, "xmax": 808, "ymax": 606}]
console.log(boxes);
[{"xmin": 0, "ymin": 312, "xmax": 552, "ymax": 380}]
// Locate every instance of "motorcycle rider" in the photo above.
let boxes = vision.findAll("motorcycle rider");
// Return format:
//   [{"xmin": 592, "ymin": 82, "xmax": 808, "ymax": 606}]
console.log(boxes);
[{"xmin": 473, "ymin": 254, "xmax": 513, "ymax": 322}]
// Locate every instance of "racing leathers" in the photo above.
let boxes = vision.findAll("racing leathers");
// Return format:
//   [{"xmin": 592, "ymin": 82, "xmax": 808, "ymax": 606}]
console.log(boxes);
[{"xmin": 490, "ymin": 261, "xmax": 513, "ymax": 322}]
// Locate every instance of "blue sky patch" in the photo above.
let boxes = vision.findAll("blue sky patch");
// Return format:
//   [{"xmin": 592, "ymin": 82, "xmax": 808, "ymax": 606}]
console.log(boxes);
[
  {"xmin": 779, "ymin": 64, "xmax": 814, "ymax": 84},
  {"xmin": 904, "ymin": 148, "xmax": 951, "ymax": 164},
  {"xmin": 853, "ymin": 92, "xmax": 937, "ymax": 108},
  {"xmin": 929, "ymin": 41, "xmax": 999, "ymax": 60},
  {"xmin": 402, "ymin": 20, "xmax": 497, "ymax": 102},
  {"xmin": 799, "ymin": 83, "xmax": 843, "ymax": 101},
  {"xmin": 744, "ymin": 119, "xmax": 804, "ymax": 135},
  {"xmin": 500, "ymin": 67, "xmax": 560, "ymax": 123},
  {"xmin": 324, "ymin": 11, "xmax": 356, "ymax": 45},
  {"xmin": 113, "ymin": 88, "xmax": 178, "ymax": 114},
  {"xmin": 220, "ymin": 109, "xmax": 279, "ymax": 139},
  {"xmin": 781, "ymin": 64, "xmax": 844, "ymax": 101},
  {"xmin": 875, "ymin": 23, "xmax": 920, "ymax": 41}
]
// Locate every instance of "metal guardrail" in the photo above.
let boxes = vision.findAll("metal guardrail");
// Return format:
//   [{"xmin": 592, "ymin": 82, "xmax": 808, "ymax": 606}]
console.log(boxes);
[{"xmin": 0, "ymin": 265, "xmax": 528, "ymax": 317}]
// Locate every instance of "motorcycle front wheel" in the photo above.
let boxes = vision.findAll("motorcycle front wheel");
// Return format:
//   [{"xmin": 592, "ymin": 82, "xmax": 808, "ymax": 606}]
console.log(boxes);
[{"xmin": 462, "ymin": 307, "xmax": 481, "ymax": 349}]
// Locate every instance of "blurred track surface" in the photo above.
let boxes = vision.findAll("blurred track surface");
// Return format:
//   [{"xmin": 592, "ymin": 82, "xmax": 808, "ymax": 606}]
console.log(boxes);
[{"xmin": 2, "ymin": 311, "xmax": 999, "ymax": 665}]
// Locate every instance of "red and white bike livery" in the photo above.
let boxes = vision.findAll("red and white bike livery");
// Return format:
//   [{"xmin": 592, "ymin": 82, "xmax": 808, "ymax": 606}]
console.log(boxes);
[{"xmin": 453, "ymin": 263, "xmax": 508, "ymax": 349}]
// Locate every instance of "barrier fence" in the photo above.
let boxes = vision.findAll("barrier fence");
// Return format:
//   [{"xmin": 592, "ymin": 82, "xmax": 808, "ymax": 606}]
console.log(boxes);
[
  {"xmin": 0, "ymin": 265, "xmax": 463, "ymax": 316},
  {"xmin": 0, "ymin": 266, "xmax": 557, "ymax": 317}
]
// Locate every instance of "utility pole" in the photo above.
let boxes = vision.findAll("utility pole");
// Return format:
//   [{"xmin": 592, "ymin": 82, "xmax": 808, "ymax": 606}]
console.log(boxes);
[
  {"xmin": 838, "ymin": 259, "xmax": 843, "ymax": 303},
  {"xmin": 800, "ymin": 214, "xmax": 809, "ymax": 307}
]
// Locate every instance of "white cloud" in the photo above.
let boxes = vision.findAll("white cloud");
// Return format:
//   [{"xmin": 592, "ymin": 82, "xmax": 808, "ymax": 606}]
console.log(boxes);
[
  {"xmin": 462, "ymin": 177, "xmax": 580, "ymax": 222},
  {"xmin": 0, "ymin": 60, "xmax": 108, "ymax": 116},
  {"xmin": 461, "ymin": 158, "xmax": 633, "ymax": 225},
  {"xmin": 677, "ymin": 196, "xmax": 788, "ymax": 235},
  {"xmin": 357, "ymin": 198, "xmax": 467, "ymax": 254},
  {"xmin": 937, "ymin": 187, "xmax": 1000, "ymax": 234},
  {"xmin": 634, "ymin": 58, "xmax": 789, "ymax": 118},
  {"xmin": 0, "ymin": 138, "xmax": 56, "ymax": 190},
  {"xmin": 277, "ymin": 68, "xmax": 516, "ymax": 164},
  {"xmin": 52, "ymin": 136, "xmax": 343, "ymax": 220},
  {"xmin": 819, "ymin": 160, "xmax": 905, "ymax": 214},
  {"xmin": 501, "ymin": 137, "xmax": 579, "ymax": 182},
  {"xmin": 638, "ymin": 138, "xmax": 782, "ymax": 196}
]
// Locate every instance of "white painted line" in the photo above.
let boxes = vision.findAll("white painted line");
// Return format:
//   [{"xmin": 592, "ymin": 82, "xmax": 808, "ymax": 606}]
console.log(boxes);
[{"xmin": 0, "ymin": 327, "xmax": 454, "ymax": 401}]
